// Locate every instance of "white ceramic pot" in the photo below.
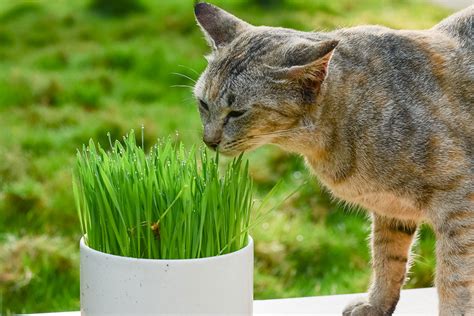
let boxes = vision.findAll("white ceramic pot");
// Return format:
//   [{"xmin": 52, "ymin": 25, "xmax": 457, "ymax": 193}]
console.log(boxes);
[{"xmin": 80, "ymin": 237, "xmax": 253, "ymax": 316}]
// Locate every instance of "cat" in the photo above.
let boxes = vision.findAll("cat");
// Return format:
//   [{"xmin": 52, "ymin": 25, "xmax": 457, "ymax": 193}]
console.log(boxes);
[{"xmin": 193, "ymin": 2, "xmax": 473, "ymax": 315}]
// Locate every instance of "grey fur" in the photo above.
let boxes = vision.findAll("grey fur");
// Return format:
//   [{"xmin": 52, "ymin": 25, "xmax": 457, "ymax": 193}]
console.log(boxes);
[{"xmin": 194, "ymin": 3, "xmax": 474, "ymax": 315}]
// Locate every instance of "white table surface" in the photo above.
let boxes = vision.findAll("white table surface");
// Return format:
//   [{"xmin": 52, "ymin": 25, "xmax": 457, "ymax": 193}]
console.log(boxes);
[{"xmin": 20, "ymin": 287, "xmax": 437, "ymax": 315}]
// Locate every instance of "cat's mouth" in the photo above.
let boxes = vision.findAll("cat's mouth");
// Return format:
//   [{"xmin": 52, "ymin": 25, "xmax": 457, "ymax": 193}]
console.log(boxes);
[
  {"xmin": 216, "ymin": 145, "xmax": 248, "ymax": 157},
  {"xmin": 216, "ymin": 140, "xmax": 259, "ymax": 157}
]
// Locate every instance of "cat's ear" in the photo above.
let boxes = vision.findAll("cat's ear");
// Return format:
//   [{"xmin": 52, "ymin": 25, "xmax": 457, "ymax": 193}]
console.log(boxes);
[
  {"xmin": 271, "ymin": 40, "xmax": 339, "ymax": 84},
  {"xmin": 194, "ymin": 2, "xmax": 251, "ymax": 50}
]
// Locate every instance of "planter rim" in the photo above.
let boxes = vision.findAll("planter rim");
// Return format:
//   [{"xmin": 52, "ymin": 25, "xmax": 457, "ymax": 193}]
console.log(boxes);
[{"xmin": 80, "ymin": 235, "xmax": 253, "ymax": 263}]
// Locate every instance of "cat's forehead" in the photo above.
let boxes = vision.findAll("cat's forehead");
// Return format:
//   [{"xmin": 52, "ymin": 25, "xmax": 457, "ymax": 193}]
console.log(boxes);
[
  {"xmin": 198, "ymin": 32, "xmax": 283, "ymax": 98},
  {"xmin": 209, "ymin": 34, "xmax": 276, "ymax": 73},
  {"xmin": 197, "ymin": 65, "xmax": 259, "ymax": 106},
  {"xmin": 206, "ymin": 27, "xmax": 325, "ymax": 77},
  {"xmin": 195, "ymin": 27, "xmax": 321, "ymax": 104}
]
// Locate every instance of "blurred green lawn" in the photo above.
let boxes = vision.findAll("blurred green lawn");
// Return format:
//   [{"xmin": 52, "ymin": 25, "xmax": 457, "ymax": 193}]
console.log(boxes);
[{"xmin": 0, "ymin": 0, "xmax": 450, "ymax": 313}]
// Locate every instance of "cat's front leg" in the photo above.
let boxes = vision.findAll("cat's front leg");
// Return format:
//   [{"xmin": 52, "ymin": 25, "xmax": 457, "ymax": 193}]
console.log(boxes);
[
  {"xmin": 432, "ymin": 202, "xmax": 474, "ymax": 316},
  {"xmin": 343, "ymin": 214, "xmax": 418, "ymax": 316}
]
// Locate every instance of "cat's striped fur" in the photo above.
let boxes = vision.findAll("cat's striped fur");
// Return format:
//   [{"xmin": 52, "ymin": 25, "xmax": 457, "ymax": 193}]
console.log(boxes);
[{"xmin": 193, "ymin": 3, "xmax": 473, "ymax": 315}]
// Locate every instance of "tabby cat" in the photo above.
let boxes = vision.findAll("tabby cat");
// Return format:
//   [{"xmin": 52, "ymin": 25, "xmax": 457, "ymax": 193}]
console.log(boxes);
[{"xmin": 193, "ymin": 3, "xmax": 473, "ymax": 315}]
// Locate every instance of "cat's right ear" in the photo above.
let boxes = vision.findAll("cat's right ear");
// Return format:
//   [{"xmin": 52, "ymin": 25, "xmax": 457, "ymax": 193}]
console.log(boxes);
[
  {"xmin": 194, "ymin": 2, "xmax": 251, "ymax": 50},
  {"xmin": 268, "ymin": 40, "xmax": 338, "ymax": 95}
]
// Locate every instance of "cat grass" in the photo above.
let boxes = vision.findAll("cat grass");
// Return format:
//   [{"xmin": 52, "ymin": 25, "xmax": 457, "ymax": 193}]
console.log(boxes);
[{"xmin": 73, "ymin": 130, "xmax": 252, "ymax": 259}]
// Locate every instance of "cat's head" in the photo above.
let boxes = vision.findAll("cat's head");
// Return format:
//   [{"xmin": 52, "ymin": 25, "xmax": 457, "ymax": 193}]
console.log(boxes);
[{"xmin": 193, "ymin": 2, "xmax": 338, "ymax": 156}]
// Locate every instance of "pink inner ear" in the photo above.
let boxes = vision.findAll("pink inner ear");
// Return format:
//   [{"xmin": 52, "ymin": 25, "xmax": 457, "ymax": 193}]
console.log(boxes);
[{"xmin": 286, "ymin": 50, "xmax": 335, "ymax": 82}]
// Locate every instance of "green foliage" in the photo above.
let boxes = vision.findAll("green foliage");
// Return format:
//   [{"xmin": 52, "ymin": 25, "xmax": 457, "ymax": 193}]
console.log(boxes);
[
  {"xmin": 0, "ymin": 74, "xmax": 34, "ymax": 108},
  {"xmin": 89, "ymin": 0, "xmax": 144, "ymax": 16},
  {"xmin": 0, "ymin": 235, "xmax": 79, "ymax": 315},
  {"xmin": 0, "ymin": 0, "xmax": 449, "ymax": 313},
  {"xmin": 247, "ymin": 0, "xmax": 286, "ymax": 9},
  {"xmin": 73, "ymin": 130, "xmax": 252, "ymax": 259},
  {"xmin": 3, "ymin": 178, "xmax": 43, "ymax": 215}
]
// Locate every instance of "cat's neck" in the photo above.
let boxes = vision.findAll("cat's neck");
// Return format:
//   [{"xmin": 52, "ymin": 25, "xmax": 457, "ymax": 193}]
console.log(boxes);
[
  {"xmin": 275, "ymin": 33, "xmax": 367, "ymax": 173},
  {"xmin": 270, "ymin": 114, "xmax": 329, "ymax": 158}
]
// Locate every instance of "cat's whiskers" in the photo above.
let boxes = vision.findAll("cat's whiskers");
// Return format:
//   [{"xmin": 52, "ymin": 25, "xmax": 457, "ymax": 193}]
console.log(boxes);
[
  {"xmin": 246, "ymin": 125, "xmax": 314, "ymax": 139},
  {"xmin": 223, "ymin": 138, "xmax": 261, "ymax": 151},
  {"xmin": 181, "ymin": 95, "xmax": 197, "ymax": 104},
  {"xmin": 171, "ymin": 72, "xmax": 197, "ymax": 83},
  {"xmin": 171, "ymin": 84, "xmax": 195, "ymax": 89},
  {"xmin": 223, "ymin": 126, "xmax": 314, "ymax": 150},
  {"xmin": 177, "ymin": 65, "xmax": 200, "ymax": 77}
]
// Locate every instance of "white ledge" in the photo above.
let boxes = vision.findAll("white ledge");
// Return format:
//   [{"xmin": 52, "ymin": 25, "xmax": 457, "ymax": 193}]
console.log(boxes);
[{"xmin": 19, "ymin": 287, "xmax": 437, "ymax": 315}]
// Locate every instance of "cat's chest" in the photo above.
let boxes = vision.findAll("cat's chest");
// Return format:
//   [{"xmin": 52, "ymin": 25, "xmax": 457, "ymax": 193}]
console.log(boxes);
[{"xmin": 306, "ymin": 160, "xmax": 425, "ymax": 221}]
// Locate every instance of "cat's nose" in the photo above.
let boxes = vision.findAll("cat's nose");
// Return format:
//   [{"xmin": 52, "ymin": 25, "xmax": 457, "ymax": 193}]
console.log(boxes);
[
  {"xmin": 203, "ymin": 126, "xmax": 222, "ymax": 151},
  {"xmin": 203, "ymin": 138, "xmax": 220, "ymax": 150}
]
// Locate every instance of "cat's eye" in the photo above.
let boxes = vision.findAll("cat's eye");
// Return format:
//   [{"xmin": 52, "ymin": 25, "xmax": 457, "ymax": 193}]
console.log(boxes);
[
  {"xmin": 224, "ymin": 110, "xmax": 247, "ymax": 124},
  {"xmin": 199, "ymin": 99, "xmax": 209, "ymax": 111},
  {"xmin": 228, "ymin": 110, "xmax": 246, "ymax": 118}
]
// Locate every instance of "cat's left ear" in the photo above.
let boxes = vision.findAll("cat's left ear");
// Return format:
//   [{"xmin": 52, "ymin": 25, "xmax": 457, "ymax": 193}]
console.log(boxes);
[
  {"xmin": 271, "ymin": 40, "xmax": 339, "ymax": 85},
  {"xmin": 194, "ymin": 2, "xmax": 251, "ymax": 50}
]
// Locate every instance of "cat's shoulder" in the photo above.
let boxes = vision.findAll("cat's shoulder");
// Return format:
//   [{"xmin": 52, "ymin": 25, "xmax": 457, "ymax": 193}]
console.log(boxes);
[{"xmin": 432, "ymin": 5, "xmax": 473, "ymax": 49}]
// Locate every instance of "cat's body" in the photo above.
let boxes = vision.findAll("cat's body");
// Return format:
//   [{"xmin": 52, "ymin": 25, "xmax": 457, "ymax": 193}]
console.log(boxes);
[
  {"xmin": 193, "ymin": 3, "xmax": 473, "ymax": 315},
  {"xmin": 308, "ymin": 21, "xmax": 473, "ymax": 221}
]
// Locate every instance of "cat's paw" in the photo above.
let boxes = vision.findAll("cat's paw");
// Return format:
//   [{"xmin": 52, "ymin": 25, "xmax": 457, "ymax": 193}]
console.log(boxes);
[{"xmin": 342, "ymin": 299, "xmax": 385, "ymax": 316}]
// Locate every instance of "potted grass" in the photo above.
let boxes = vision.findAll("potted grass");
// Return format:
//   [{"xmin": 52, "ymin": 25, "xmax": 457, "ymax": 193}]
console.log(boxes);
[{"xmin": 73, "ymin": 130, "xmax": 254, "ymax": 315}]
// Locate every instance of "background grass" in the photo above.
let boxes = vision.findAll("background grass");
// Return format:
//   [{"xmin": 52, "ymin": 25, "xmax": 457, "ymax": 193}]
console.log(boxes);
[{"xmin": 0, "ymin": 0, "xmax": 450, "ymax": 313}]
